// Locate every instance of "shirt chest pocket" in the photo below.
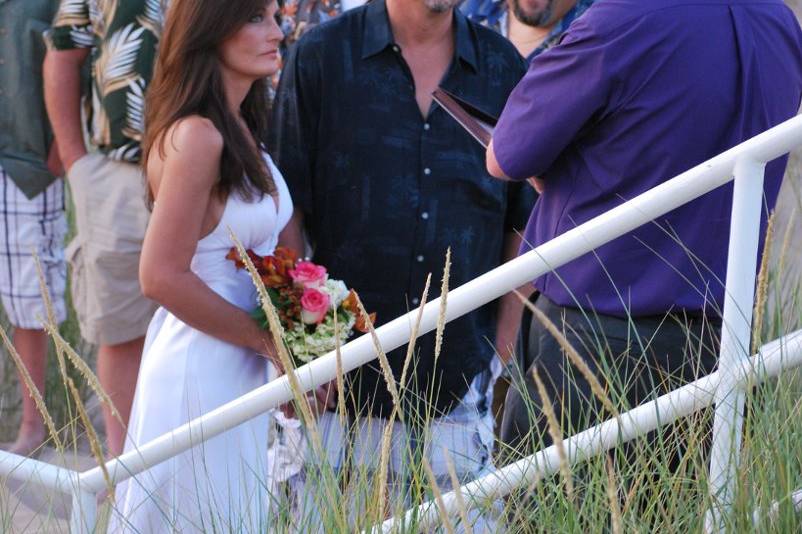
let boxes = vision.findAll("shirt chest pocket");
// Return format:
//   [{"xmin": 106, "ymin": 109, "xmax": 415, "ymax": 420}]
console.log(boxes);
[{"xmin": 448, "ymin": 174, "xmax": 506, "ymax": 217}]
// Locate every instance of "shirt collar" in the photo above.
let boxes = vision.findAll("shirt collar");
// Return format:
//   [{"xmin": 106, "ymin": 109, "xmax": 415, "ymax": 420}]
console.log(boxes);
[
  {"xmin": 361, "ymin": 0, "xmax": 394, "ymax": 59},
  {"xmin": 361, "ymin": 0, "xmax": 479, "ymax": 72},
  {"xmin": 461, "ymin": 0, "xmax": 506, "ymax": 27},
  {"xmin": 528, "ymin": 0, "xmax": 596, "ymax": 59}
]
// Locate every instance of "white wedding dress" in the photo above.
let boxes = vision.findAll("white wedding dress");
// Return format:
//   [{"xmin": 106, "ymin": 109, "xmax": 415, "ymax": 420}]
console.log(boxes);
[{"xmin": 110, "ymin": 155, "xmax": 292, "ymax": 533}]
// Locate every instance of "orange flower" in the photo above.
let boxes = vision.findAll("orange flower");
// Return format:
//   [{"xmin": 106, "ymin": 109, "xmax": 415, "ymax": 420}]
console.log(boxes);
[
  {"xmin": 342, "ymin": 289, "xmax": 359, "ymax": 314},
  {"xmin": 261, "ymin": 256, "xmax": 291, "ymax": 288},
  {"xmin": 354, "ymin": 311, "xmax": 377, "ymax": 334},
  {"xmin": 341, "ymin": 290, "xmax": 376, "ymax": 333},
  {"xmin": 273, "ymin": 246, "xmax": 298, "ymax": 267},
  {"xmin": 226, "ymin": 248, "xmax": 261, "ymax": 271},
  {"xmin": 226, "ymin": 246, "xmax": 302, "ymax": 289},
  {"xmin": 225, "ymin": 248, "xmax": 240, "ymax": 264}
]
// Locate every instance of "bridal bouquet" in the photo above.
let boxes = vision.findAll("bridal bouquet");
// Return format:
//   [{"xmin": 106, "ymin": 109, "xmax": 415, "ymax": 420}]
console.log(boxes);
[{"xmin": 226, "ymin": 246, "xmax": 375, "ymax": 366}]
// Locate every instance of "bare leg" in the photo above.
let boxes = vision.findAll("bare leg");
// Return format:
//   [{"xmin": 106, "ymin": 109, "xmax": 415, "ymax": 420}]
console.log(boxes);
[
  {"xmin": 8, "ymin": 328, "xmax": 49, "ymax": 456},
  {"xmin": 97, "ymin": 336, "xmax": 144, "ymax": 457}
]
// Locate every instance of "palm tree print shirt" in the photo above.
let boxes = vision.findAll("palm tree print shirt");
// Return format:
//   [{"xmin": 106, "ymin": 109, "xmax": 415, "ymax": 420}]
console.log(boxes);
[{"xmin": 46, "ymin": 0, "xmax": 167, "ymax": 163}]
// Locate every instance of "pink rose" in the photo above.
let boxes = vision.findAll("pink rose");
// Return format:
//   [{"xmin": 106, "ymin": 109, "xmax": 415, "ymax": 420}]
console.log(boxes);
[
  {"xmin": 300, "ymin": 288, "xmax": 330, "ymax": 324},
  {"xmin": 289, "ymin": 261, "xmax": 327, "ymax": 289}
]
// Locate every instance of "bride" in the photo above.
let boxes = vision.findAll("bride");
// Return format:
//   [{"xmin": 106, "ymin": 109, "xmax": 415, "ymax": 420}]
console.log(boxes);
[{"xmin": 111, "ymin": 0, "xmax": 295, "ymax": 531}]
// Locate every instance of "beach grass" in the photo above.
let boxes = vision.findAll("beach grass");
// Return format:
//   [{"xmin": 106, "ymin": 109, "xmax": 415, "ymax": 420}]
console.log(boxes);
[{"xmin": 1, "ymin": 174, "xmax": 801, "ymax": 533}]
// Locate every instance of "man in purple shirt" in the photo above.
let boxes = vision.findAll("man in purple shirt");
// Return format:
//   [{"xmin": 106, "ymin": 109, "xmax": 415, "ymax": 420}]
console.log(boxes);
[{"xmin": 486, "ymin": 0, "xmax": 802, "ymax": 456}]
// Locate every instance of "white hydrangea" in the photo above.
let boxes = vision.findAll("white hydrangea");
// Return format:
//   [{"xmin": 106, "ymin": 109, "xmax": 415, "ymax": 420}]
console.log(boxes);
[
  {"xmin": 285, "ymin": 310, "xmax": 357, "ymax": 364},
  {"xmin": 320, "ymin": 279, "xmax": 350, "ymax": 309}
]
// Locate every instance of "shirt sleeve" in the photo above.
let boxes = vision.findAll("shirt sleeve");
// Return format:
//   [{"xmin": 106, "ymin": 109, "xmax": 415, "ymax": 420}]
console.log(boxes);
[
  {"xmin": 45, "ymin": 0, "xmax": 94, "ymax": 50},
  {"xmin": 269, "ymin": 36, "xmax": 322, "ymax": 216},
  {"xmin": 501, "ymin": 53, "xmax": 538, "ymax": 233},
  {"xmin": 492, "ymin": 16, "xmax": 614, "ymax": 180}
]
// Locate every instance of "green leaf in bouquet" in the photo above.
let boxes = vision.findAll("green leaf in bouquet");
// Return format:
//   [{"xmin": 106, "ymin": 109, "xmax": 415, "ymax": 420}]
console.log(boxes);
[
  {"xmin": 336, "ymin": 308, "xmax": 351, "ymax": 323},
  {"xmin": 266, "ymin": 286, "xmax": 281, "ymax": 303},
  {"xmin": 250, "ymin": 306, "xmax": 269, "ymax": 329}
]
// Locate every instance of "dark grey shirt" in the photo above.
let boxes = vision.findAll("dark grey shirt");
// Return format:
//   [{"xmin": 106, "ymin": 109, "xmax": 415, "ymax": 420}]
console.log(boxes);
[{"xmin": 0, "ymin": 0, "xmax": 58, "ymax": 199}]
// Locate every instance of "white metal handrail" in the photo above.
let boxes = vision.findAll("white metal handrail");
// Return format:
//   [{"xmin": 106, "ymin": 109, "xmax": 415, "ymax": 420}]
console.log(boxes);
[
  {"xmin": 1, "ymin": 114, "xmax": 801, "ymax": 533},
  {"xmin": 0, "ymin": 451, "xmax": 75, "ymax": 494},
  {"xmin": 377, "ymin": 330, "xmax": 802, "ymax": 532}
]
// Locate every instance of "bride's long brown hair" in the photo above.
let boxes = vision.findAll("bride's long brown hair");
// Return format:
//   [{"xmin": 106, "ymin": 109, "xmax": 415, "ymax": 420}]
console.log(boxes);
[{"xmin": 143, "ymin": 0, "xmax": 275, "ymax": 201}]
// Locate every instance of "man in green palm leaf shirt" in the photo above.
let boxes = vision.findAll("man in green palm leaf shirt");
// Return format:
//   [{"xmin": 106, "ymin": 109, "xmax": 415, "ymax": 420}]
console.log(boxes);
[{"xmin": 44, "ymin": 0, "xmax": 168, "ymax": 457}]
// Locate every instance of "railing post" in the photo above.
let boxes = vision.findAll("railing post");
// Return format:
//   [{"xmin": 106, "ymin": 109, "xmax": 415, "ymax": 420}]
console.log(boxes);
[
  {"xmin": 69, "ymin": 489, "xmax": 97, "ymax": 534},
  {"xmin": 705, "ymin": 157, "xmax": 766, "ymax": 532}
]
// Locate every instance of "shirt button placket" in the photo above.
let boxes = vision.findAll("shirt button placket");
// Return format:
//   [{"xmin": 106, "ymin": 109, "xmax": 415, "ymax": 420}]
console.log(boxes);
[{"xmin": 413, "ymin": 118, "xmax": 433, "ymax": 315}]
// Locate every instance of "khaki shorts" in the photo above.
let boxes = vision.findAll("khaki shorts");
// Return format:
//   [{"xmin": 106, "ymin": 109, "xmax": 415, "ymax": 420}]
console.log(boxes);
[{"xmin": 65, "ymin": 153, "xmax": 156, "ymax": 345}]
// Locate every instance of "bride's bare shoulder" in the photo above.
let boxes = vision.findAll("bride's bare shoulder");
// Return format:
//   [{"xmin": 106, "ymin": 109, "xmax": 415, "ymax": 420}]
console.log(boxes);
[
  {"xmin": 164, "ymin": 115, "xmax": 224, "ymax": 157},
  {"xmin": 148, "ymin": 115, "xmax": 223, "ymax": 168},
  {"xmin": 147, "ymin": 115, "xmax": 224, "ymax": 197}
]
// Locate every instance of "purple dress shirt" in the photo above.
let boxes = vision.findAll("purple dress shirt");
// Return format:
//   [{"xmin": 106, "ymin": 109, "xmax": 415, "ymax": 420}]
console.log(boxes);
[{"xmin": 493, "ymin": 0, "xmax": 802, "ymax": 317}]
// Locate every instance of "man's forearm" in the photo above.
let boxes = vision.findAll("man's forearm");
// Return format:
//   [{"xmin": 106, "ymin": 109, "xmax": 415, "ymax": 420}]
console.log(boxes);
[
  {"xmin": 278, "ymin": 211, "xmax": 307, "ymax": 258},
  {"xmin": 44, "ymin": 48, "xmax": 90, "ymax": 171},
  {"xmin": 486, "ymin": 139, "xmax": 512, "ymax": 180},
  {"xmin": 495, "ymin": 233, "xmax": 534, "ymax": 364}
]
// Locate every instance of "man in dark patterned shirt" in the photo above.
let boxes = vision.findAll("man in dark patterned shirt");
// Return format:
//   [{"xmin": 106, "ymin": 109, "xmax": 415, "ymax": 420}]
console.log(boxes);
[
  {"xmin": 43, "ymin": 0, "xmax": 167, "ymax": 456},
  {"xmin": 271, "ymin": 0, "xmax": 534, "ymax": 522}
]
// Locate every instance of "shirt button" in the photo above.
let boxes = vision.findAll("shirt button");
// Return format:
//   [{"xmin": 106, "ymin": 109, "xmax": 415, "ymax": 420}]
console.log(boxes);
[
  {"xmin": 423, "ymin": 167, "xmax": 431, "ymax": 175},
  {"xmin": 412, "ymin": 297, "xmax": 420, "ymax": 306},
  {"xmin": 392, "ymin": 45, "xmax": 400, "ymax": 53},
  {"xmin": 423, "ymin": 123, "xmax": 430, "ymax": 131},
  {"xmin": 416, "ymin": 255, "xmax": 424, "ymax": 262},
  {"xmin": 421, "ymin": 212, "xmax": 429, "ymax": 220}
]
